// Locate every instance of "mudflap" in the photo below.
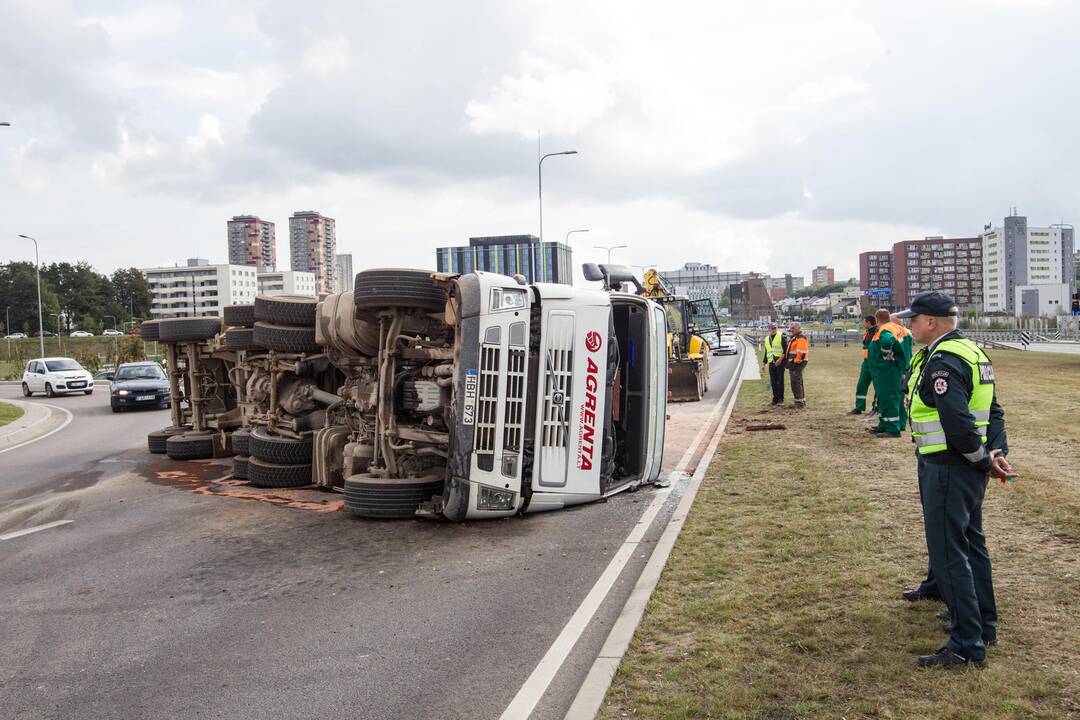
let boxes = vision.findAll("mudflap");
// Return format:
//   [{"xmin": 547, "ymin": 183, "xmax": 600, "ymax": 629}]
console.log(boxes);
[{"xmin": 668, "ymin": 359, "xmax": 703, "ymax": 402}]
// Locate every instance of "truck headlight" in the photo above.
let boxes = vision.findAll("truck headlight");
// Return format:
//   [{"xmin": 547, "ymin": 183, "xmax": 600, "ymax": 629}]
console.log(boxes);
[
  {"xmin": 477, "ymin": 485, "xmax": 516, "ymax": 511},
  {"xmin": 490, "ymin": 288, "xmax": 526, "ymax": 311}
]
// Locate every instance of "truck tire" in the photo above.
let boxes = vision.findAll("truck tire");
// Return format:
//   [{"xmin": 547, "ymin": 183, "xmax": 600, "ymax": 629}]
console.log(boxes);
[
  {"xmin": 147, "ymin": 427, "xmax": 186, "ymax": 454},
  {"xmin": 254, "ymin": 295, "xmax": 318, "ymax": 327},
  {"xmin": 165, "ymin": 433, "xmax": 215, "ymax": 460},
  {"xmin": 232, "ymin": 455, "xmax": 249, "ymax": 480},
  {"xmin": 140, "ymin": 320, "xmax": 161, "ymax": 341},
  {"xmin": 224, "ymin": 327, "xmax": 256, "ymax": 351},
  {"xmin": 247, "ymin": 457, "xmax": 312, "ymax": 488},
  {"xmin": 223, "ymin": 304, "xmax": 255, "ymax": 328},
  {"xmin": 354, "ymin": 269, "xmax": 446, "ymax": 312},
  {"xmin": 231, "ymin": 428, "xmax": 251, "ymax": 455},
  {"xmin": 249, "ymin": 426, "xmax": 313, "ymax": 464},
  {"xmin": 252, "ymin": 322, "xmax": 321, "ymax": 354},
  {"xmin": 343, "ymin": 475, "xmax": 444, "ymax": 518},
  {"xmin": 158, "ymin": 317, "xmax": 223, "ymax": 343}
]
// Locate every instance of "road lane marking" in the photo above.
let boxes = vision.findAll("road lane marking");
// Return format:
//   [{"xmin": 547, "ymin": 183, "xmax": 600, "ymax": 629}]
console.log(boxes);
[
  {"xmin": 0, "ymin": 519, "xmax": 73, "ymax": 541},
  {"xmin": 499, "ymin": 347, "xmax": 747, "ymax": 720},
  {"xmin": 0, "ymin": 403, "xmax": 74, "ymax": 456}
]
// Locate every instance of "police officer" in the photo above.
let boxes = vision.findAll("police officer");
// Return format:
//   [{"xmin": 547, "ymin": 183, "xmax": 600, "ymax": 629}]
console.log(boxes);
[
  {"xmin": 895, "ymin": 292, "xmax": 1017, "ymax": 668},
  {"xmin": 762, "ymin": 322, "xmax": 787, "ymax": 405},
  {"xmin": 849, "ymin": 315, "xmax": 876, "ymax": 415}
]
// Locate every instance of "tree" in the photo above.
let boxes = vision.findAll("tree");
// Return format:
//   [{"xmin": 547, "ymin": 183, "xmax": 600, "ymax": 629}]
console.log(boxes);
[
  {"xmin": 111, "ymin": 268, "xmax": 153, "ymax": 323},
  {"xmin": 0, "ymin": 262, "xmax": 61, "ymax": 335}
]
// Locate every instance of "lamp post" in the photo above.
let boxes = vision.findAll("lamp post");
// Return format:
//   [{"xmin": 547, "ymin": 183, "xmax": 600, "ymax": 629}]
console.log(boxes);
[
  {"xmin": 565, "ymin": 229, "xmax": 589, "ymax": 244},
  {"xmin": 594, "ymin": 244, "xmax": 628, "ymax": 264},
  {"xmin": 538, "ymin": 150, "xmax": 578, "ymax": 245},
  {"xmin": 17, "ymin": 234, "xmax": 46, "ymax": 358}
]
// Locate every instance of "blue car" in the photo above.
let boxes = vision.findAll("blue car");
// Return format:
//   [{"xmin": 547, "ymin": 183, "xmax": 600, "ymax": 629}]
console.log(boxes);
[{"xmin": 108, "ymin": 361, "xmax": 171, "ymax": 412}]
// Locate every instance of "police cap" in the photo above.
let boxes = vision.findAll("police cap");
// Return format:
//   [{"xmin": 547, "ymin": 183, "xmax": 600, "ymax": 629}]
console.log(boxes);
[{"xmin": 894, "ymin": 291, "xmax": 959, "ymax": 319}]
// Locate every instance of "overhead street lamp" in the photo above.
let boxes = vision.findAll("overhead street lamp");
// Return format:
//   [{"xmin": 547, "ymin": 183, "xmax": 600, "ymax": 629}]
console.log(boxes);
[
  {"xmin": 594, "ymin": 244, "xmax": 628, "ymax": 264},
  {"xmin": 17, "ymin": 234, "xmax": 46, "ymax": 358},
  {"xmin": 538, "ymin": 150, "xmax": 577, "ymax": 246},
  {"xmin": 564, "ymin": 228, "xmax": 589, "ymax": 244},
  {"xmin": 0, "ymin": 122, "xmax": 11, "ymax": 127}
]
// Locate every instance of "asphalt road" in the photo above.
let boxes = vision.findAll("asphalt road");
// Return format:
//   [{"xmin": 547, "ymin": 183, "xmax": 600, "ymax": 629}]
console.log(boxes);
[{"xmin": 0, "ymin": 353, "xmax": 742, "ymax": 720}]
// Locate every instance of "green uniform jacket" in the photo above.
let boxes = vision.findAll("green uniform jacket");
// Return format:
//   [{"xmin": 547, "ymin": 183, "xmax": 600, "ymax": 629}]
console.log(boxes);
[{"xmin": 868, "ymin": 328, "xmax": 911, "ymax": 375}]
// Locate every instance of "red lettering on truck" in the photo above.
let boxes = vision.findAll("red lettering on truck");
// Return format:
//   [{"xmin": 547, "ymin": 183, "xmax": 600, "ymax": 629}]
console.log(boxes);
[{"xmin": 578, "ymin": 355, "xmax": 601, "ymax": 470}]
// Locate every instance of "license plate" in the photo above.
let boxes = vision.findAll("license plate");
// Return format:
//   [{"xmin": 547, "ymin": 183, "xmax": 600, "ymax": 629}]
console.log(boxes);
[
  {"xmin": 69, "ymin": 381, "xmax": 86, "ymax": 388},
  {"xmin": 137, "ymin": 395, "xmax": 155, "ymax": 401}
]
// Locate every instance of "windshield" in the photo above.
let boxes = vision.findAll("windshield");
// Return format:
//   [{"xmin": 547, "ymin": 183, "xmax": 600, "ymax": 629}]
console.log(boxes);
[
  {"xmin": 45, "ymin": 359, "xmax": 83, "ymax": 372},
  {"xmin": 115, "ymin": 365, "xmax": 166, "ymax": 381}
]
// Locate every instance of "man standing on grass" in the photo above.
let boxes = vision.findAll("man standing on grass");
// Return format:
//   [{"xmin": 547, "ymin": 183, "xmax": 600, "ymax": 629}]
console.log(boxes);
[
  {"xmin": 866, "ymin": 308, "xmax": 911, "ymax": 437},
  {"xmin": 849, "ymin": 315, "xmax": 877, "ymax": 415},
  {"xmin": 762, "ymin": 322, "xmax": 787, "ymax": 406},
  {"xmin": 785, "ymin": 321, "xmax": 809, "ymax": 408},
  {"xmin": 897, "ymin": 291, "xmax": 1016, "ymax": 669}
]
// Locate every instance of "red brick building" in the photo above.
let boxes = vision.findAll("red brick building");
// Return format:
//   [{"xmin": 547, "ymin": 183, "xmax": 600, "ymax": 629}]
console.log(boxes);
[{"xmin": 858, "ymin": 237, "xmax": 983, "ymax": 311}]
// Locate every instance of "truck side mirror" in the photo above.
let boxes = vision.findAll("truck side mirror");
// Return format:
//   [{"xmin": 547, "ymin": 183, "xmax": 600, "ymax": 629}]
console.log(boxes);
[{"xmin": 582, "ymin": 263, "xmax": 604, "ymax": 282}]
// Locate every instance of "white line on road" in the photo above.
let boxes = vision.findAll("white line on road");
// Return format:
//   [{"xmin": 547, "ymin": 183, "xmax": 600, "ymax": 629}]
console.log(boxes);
[
  {"xmin": 0, "ymin": 403, "xmax": 74, "ymax": 456},
  {"xmin": 499, "ymin": 352, "xmax": 747, "ymax": 720},
  {"xmin": 0, "ymin": 519, "xmax": 73, "ymax": 541}
]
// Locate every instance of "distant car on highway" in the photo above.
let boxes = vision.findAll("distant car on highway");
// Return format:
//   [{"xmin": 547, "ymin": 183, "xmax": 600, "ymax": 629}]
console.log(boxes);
[
  {"xmin": 32, "ymin": 330, "xmax": 57, "ymax": 337},
  {"xmin": 4, "ymin": 332, "xmax": 27, "ymax": 339},
  {"xmin": 102, "ymin": 328, "xmax": 124, "ymax": 336},
  {"xmin": 70, "ymin": 330, "xmax": 94, "ymax": 337},
  {"xmin": 712, "ymin": 330, "xmax": 739, "ymax": 356},
  {"xmin": 107, "ymin": 361, "xmax": 170, "ymax": 412},
  {"xmin": 21, "ymin": 357, "xmax": 95, "ymax": 397}
]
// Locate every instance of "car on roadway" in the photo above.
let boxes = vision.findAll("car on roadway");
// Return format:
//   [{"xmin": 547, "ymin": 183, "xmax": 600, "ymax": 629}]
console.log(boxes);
[
  {"xmin": 102, "ymin": 328, "xmax": 124, "ymax": 336},
  {"xmin": 107, "ymin": 361, "xmax": 171, "ymax": 412},
  {"xmin": 712, "ymin": 330, "xmax": 739, "ymax": 355},
  {"xmin": 21, "ymin": 357, "xmax": 96, "ymax": 397},
  {"xmin": 32, "ymin": 330, "xmax": 57, "ymax": 337},
  {"xmin": 70, "ymin": 330, "xmax": 94, "ymax": 337},
  {"xmin": 4, "ymin": 332, "xmax": 27, "ymax": 339}
]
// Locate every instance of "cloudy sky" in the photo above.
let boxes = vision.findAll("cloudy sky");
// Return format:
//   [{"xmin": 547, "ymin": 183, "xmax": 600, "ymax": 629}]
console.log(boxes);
[{"xmin": 2, "ymin": 0, "xmax": 1078, "ymax": 284}]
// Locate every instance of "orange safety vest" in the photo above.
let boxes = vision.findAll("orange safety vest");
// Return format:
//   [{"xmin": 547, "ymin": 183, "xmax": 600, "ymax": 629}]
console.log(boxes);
[
  {"xmin": 872, "ymin": 321, "xmax": 908, "ymax": 342},
  {"xmin": 787, "ymin": 334, "xmax": 809, "ymax": 364},
  {"xmin": 862, "ymin": 329, "xmax": 873, "ymax": 359}
]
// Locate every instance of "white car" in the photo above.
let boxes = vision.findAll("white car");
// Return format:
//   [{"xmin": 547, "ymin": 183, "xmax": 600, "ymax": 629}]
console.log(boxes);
[
  {"xmin": 21, "ymin": 357, "xmax": 96, "ymax": 397},
  {"xmin": 4, "ymin": 332, "xmax": 27, "ymax": 339},
  {"xmin": 712, "ymin": 331, "xmax": 739, "ymax": 355},
  {"xmin": 70, "ymin": 330, "xmax": 94, "ymax": 337},
  {"xmin": 102, "ymin": 328, "xmax": 124, "ymax": 336}
]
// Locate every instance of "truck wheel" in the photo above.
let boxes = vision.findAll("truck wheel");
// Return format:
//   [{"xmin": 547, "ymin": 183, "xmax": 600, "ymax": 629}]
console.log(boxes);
[
  {"xmin": 158, "ymin": 317, "xmax": 223, "ymax": 343},
  {"xmin": 252, "ymin": 322, "xmax": 321, "ymax": 354},
  {"xmin": 224, "ymin": 327, "xmax": 256, "ymax": 351},
  {"xmin": 343, "ymin": 475, "xmax": 445, "ymax": 518},
  {"xmin": 232, "ymin": 455, "xmax": 249, "ymax": 480},
  {"xmin": 147, "ymin": 427, "xmax": 186, "ymax": 454},
  {"xmin": 140, "ymin": 320, "xmax": 160, "ymax": 341},
  {"xmin": 165, "ymin": 433, "xmax": 216, "ymax": 460},
  {"xmin": 249, "ymin": 426, "xmax": 313, "ymax": 464},
  {"xmin": 231, "ymin": 428, "xmax": 251, "ymax": 455},
  {"xmin": 247, "ymin": 457, "xmax": 312, "ymax": 488},
  {"xmin": 354, "ymin": 269, "xmax": 447, "ymax": 312},
  {"xmin": 223, "ymin": 304, "xmax": 256, "ymax": 328},
  {"xmin": 254, "ymin": 295, "xmax": 318, "ymax": 327}
]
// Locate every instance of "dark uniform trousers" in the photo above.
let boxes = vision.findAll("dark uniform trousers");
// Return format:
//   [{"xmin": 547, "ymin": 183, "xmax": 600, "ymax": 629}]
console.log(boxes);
[
  {"xmin": 915, "ymin": 454, "xmax": 939, "ymax": 597},
  {"xmin": 919, "ymin": 459, "xmax": 998, "ymax": 660},
  {"xmin": 768, "ymin": 362, "xmax": 785, "ymax": 403}
]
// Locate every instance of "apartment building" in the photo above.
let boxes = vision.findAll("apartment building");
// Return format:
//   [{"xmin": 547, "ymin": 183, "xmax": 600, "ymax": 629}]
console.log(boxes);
[
  {"xmin": 227, "ymin": 215, "xmax": 276, "ymax": 270},
  {"xmin": 982, "ymin": 213, "xmax": 1075, "ymax": 316},
  {"xmin": 811, "ymin": 266, "xmax": 835, "ymax": 286},
  {"xmin": 858, "ymin": 250, "xmax": 894, "ymax": 308},
  {"xmin": 144, "ymin": 259, "xmax": 259, "ymax": 319},
  {"xmin": 289, "ymin": 211, "xmax": 338, "ymax": 294},
  {"xmin": 335, "ymin": 253, "xmax": 354, "ymax": 292},
  {"xmin": 257, "ymin": 271, "xmax": 318, "ymax": 297}
]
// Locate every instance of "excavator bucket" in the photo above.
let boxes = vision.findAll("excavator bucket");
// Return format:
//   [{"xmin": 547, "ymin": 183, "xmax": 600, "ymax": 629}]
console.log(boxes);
[{"xmin": 668, "ymin": 359, "xmax": 703, "ymax": 402}]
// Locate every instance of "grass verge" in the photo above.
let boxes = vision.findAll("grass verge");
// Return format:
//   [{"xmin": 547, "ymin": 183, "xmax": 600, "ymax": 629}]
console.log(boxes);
[
  {"xmin": 600, "ymin": 345, "xmax": 1079, "ymax": 720},
  {"xmin": 0, "ymin": 400, "xmax": 25, "ymax": 428}
]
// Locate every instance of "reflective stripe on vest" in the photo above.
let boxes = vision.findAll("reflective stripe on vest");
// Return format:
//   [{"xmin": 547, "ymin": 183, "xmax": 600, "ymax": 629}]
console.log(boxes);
[
  {"xmin": 872, "ymin": 322, "xmax": 908, "ymax": 342},
  {"xmin": 907, "ymin": 338, "xmax": 994, "ymax": 456},
  {"xmin": 764, "ymin": 331, "xmax": 784, "ymax": 361}
]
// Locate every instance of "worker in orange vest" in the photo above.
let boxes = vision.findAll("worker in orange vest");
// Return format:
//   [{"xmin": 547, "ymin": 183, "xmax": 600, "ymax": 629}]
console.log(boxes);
[{"xmin": 786, "ymin": 321, "xmax": 810, "ymax": 407}]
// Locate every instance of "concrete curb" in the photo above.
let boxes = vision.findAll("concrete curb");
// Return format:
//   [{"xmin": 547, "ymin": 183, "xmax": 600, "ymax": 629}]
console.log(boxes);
[
  {"xmin": 0, "ymin": 399, "xmax": 74, "ymax": 454},
  {"xmin": 563, "ymin": 341, "xmax": 750, "ymax": 720}
]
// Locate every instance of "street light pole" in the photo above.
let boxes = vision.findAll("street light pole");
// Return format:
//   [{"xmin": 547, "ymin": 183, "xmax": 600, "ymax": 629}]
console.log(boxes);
[
  {"xmin": 538, "ymin": 150, "xmax": 578, "ymax": 245},
  {"xmin": 594, "ymin": 244, "xmax": 628, "ymax": 264},
  {"xmin": 17, "ymin": 234, "xmax": 46, "ymax": 358},
  {"xmin": 565, "ymin": 229, "xmax": 590, "ymax": 244}
]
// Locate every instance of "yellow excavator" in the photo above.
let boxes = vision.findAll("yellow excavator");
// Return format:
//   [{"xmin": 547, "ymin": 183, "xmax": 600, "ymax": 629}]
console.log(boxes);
[{"xmin": 640, "ymin": 269, "xmax": 719, "ymax": 402}]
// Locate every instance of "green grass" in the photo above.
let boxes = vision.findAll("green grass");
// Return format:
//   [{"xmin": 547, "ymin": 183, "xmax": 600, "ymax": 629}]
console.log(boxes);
[
  {"xmin": 600, "ymin": 346, "xmax": 1080, "ymax": 720},
  {"xmin": 0, "ymin": 400, "xmax": 25, "ymax": 428}
]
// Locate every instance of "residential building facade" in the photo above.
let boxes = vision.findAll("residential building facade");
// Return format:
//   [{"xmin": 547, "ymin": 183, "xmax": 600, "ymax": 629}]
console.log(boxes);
[
  {"xmin": 257, "ymin": 271, "xmax": 318, "ymax": 297},
  {"xmin": 335, "ymin": 253, "xmax": 354, "ymax": 292},
  {"xmin": 144, "ymin": 259, "xmax": 259, "ymax": 319},
  {"xmin": 435, "ymin": 235, "xmax": 572, "ymax": 284},
  {"xmin": 728, "ymin": 276, "xmax": 777, "ymax": 323},
  {"xmin": 981, "ymin": 213, "xmax": 1075, "ymax": 315},
  {"xmin": 227, "ymin": 215, "xmax": 276, "ymax": 270},
  {"xmin": 894, "ymin": 236, "xmax": 983, "ymax": 310},
  {"xmin": 289, "ymin": 210, "xmax": 337, "ymax": 294},
  {"xmin": 811, "ymin": 265, "xmax": 835, "ymax": 286},
  {"xmin": 858, "ymin": 250, "xmax": 894, "ymax": 309}
]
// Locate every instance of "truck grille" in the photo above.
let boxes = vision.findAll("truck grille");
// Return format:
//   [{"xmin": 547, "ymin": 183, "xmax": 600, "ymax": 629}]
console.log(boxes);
[
  {"xmin": 541, "ymin": 315, "xmax": 575, "ymax": 449},
  {"xmin": 474, "ymin": 344, "xmax": 500, "ymax": 461},
  {"xmin": 502, "ymin": 348, "xmax": 526, "ymax": 451}
]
